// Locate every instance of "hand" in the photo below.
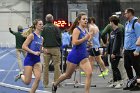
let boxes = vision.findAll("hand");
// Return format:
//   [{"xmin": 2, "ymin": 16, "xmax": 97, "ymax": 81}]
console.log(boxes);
[
  {"xmin": 9, "ymin": 28, "xmax": 11, "ymax": 31},
  {"xmin": 43, "ymin": 48, "xmax": 48, "ymax": 54},
  {"xmin": 104, "ymin": 52, "xmax": 107, "ymax": 56},
  {"xmin": 87, "ymin": 41, "xmax": 93, "ymax": 47},
  {"xmin": 33, "ymin": 51, "xmax": 41, "ymax": 56},
  {"xmin": 133, "ymin": 51, "xmax": 139, "ymax": 56},
  {"xmin": 84, "ymin": 34, "xmax": 90, "ymax": 40},
  {"xmin": 102, "ymin": 43, "xmax": 106, "ymax": 47},
  {"xmin": 111, "ymin": 54, "xmax": 115, "ymax": 59}
]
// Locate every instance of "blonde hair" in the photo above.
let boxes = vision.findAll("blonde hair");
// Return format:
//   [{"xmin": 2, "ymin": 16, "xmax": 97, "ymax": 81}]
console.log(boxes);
[
  {"xmin": 22, "ymin": 19, "xmax": 42, "ymax": 37},
  {"xmin": 22, "ymin": 26, "xmax": 33, "ymax": 37}
]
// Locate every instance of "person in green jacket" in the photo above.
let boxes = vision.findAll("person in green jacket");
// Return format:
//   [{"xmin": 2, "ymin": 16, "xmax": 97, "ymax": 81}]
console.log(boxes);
[
  {"xmin": 41, "ymin": 14, "xmax": 62, "ymax": 88},
  {"xmin": 101, "ymin": 23, "xmax": 124, "ymax": 45},
  {"xmin": 9, "ymin": 25, "xmax": 26, "ymax": 72}
]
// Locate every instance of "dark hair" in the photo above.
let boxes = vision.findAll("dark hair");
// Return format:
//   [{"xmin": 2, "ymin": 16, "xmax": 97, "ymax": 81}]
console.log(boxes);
[
  {"xmin": 88, "ymin": 17, "xmax": 95, "ymax": 24},
  {"xmin": 69, "ymin": 12, "xmax": 87, "ymax": 34},
  {"xmin": 109, "ymin": 16, "xmax": 120, "ymax": 25},
  {"xmin": 126, "ymin": 8, "xmax": 135, "ymax": 15}
]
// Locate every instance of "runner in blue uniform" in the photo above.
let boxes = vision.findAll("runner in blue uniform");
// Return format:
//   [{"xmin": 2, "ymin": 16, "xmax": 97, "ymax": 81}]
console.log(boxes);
[
  {"xmin": 52, "ymin": 12, "xmax": 92, "ymax": 93},
  {"xmin": 15, "ymin": 19, "xmax": 44, "ymax": 93}
]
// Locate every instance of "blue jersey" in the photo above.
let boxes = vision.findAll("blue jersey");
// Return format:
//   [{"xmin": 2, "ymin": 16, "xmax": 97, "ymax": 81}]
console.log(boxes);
[
  {"xmin": 124, "ymin": 16, "xmax": 140, "ymax": 52},
  {"xmin": 67, "ymin": 26, "xmax": 88, "ymax": 64},
  {"xmin": 24, "ymin": 32, "xmax": 43, "ymax": 66}
]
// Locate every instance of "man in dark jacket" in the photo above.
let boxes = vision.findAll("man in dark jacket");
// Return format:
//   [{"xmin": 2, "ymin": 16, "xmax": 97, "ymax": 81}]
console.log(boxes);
[
  {"xmin": 41, "ymin": 14, "xmax": 61, "ymax": 88},
  {"xmin": 107, "ymin": 16, "xmax": 123, "ymax": 89},
  {"xmin": 101, "ymin": 15, "xmax": 127, "ymax": 84}
]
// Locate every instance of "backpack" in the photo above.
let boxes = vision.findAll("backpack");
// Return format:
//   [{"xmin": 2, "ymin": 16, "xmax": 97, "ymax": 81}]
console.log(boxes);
[
  {"xmin": 132, "ymin": 19, "xmax": 138, "ymax": 30},
  {"xmin": 125, "ymin": 19, "xmax": 138, "ymax": 30}
]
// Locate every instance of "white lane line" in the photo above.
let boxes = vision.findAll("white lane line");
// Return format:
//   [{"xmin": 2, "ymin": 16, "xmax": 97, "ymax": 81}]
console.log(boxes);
[
  {"xmin": 0, "ymin": 69, "xmax": 5, "ymax": 72},
  {"xmin": 0, "ymin": 49, "xmax": 15, "ymax": 59},
  {"xmin": 0, "ymin": 49, "xmax": 51, "ymax": 93},
  {"xmin": 1, "ymin": 49, "xmax": 17, "ymax": 82},
  {"xmin": 0, "ymin": 69, "xmax": 20, "ymax": 72},
  {"xmin": 0, "ymin": 50, "xmax": 8, "ymax": 54},
  {"xmin": 2, "ymin": 60, "xmax": 17, "ymax": 82},
  {"xmin": 0, "ymin": 82, "xmax": 51, "ymax": 93}
]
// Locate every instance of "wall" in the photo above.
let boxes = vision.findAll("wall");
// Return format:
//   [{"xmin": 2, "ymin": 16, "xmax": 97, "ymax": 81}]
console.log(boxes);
[{"xmin": 0, "ymin": 0, "xmax": 31, "ymax": 47}]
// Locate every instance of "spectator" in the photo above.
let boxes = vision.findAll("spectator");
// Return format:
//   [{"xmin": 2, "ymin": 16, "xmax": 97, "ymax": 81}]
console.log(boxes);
[
  {"xmin": 9, "ymin": 25, "xmax": 26, "ymax": 72},
  {"xmin": 123, "ymin": 8, "xmax": 140, "ymax": 90},
  {"xmin": 41, "ymin": 14, "xmax": 62, "ymax": 88},
  {"xmin": 101, "ymin": 15, "xmax": 127, "ymax": 84},
  {"xmin": 107, "ymin": 16, "xmax": 123, "ymax": 89}
]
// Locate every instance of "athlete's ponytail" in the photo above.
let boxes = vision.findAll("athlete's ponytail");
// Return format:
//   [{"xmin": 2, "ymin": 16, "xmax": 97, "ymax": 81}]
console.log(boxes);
[
  {"xmin": 22, "ymin": 26, "xmax": 34, "ymax": 37},
  {"xmin": 22, "ymin": 19, "xmax": 42, "ymax": 37}
]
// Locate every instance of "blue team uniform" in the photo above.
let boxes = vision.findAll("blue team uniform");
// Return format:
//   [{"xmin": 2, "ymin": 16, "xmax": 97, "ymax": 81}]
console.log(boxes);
[
  {"xmin": 67, "ymin": 26, "xmax": 88, "ymax": 64},
  {"xmin": 24, "ymin": 33, "xmax": 43, "ymax": 66}
]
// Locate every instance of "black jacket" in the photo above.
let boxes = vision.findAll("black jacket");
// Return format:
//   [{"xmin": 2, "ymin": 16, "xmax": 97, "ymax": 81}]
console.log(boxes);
[{"xmin": 108, "ymin": 28, "xmax": 123, "ymax": 57}]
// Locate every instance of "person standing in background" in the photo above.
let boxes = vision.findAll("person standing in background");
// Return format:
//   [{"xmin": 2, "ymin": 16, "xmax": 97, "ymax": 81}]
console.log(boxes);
[
  {"xmin": 41, "ymin": 14, "xmax": 62, "ymax": 88},
  {"xmin": 101, "ymin": 15, "xmax": 127, "ymax": 83},
  {"xmin": 61, "ymin": 28, "xmax": 71, "ymax": 72},
  {"xmin": 9, "ymin": 25, "xmax": 26, "ymax": 72},
  {"xmin": 123, "ymin": 8, "xmax": 140, "ymax": 90},
  {"xmin": 107, "ymin": 16, "xmax": 123, "ymax": 88}
]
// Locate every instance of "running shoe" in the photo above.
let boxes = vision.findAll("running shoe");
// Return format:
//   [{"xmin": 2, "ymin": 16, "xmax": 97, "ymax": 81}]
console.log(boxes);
[
  {"xmin": 80, "ymin": 71, "xmax": 86, "ymax": 76},
  {"xmin": 98, "ymin": 69, "xmax": 109, "ymax": 77},
  {"xmin": 52, "ymin": 83, "xmax": 57, "ymax": 93},
  {"xmin": 14, "ymin": 71, "xmax": 23, "ymax": 82}
]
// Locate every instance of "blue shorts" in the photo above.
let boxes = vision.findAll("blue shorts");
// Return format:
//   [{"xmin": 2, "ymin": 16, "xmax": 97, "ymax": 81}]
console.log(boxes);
[
  {"xmin": 67, "ymin": 50, "xmax": 88, "ymax": 65},
  {"xmin": 24, "ymin": 55, "xmax": 40, "ymax": 66}
]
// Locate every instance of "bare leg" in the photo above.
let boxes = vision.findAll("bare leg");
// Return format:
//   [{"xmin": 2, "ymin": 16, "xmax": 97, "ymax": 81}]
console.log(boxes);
[
  {"xmin": 88, "ymin": 55, "xmax": 95, "ymax": 70},
  {"xmin": 21, "ymin": 66, "xmax": 32, "ymax": 85},
  {"xmin": 80, "ymin": 58, "xmax": 92, "ymax": 93},
  {"xmin": 53, "ymin": 61, "xmax": 77, "ymax": 86},
  {"xmin": 30, "ymin": 63, "xmax": 42, "ymax": 93},
  {"xmin": 95, "ymin": 55, "xmax": 107, "ymax": 71}
]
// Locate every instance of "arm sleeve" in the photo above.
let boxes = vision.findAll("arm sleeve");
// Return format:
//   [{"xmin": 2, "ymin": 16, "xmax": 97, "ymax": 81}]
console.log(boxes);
[
  {"xmin": 55, "ymin": 26, "xmax": 62, "ymax": 46},
  {"xmin": 9, "ymin": 28, "xmax": 16, "ymax": 35},
  {"xmin": 112, "ymin": 31, "xmax": 122, "ymax": 55},
  {"xmin": 134, "ymin": 22, "xmax": 140, "ymax": 52},
  {"xmin": 101, "ymin": 24, "xmax": 111, "ymax": 37}
]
